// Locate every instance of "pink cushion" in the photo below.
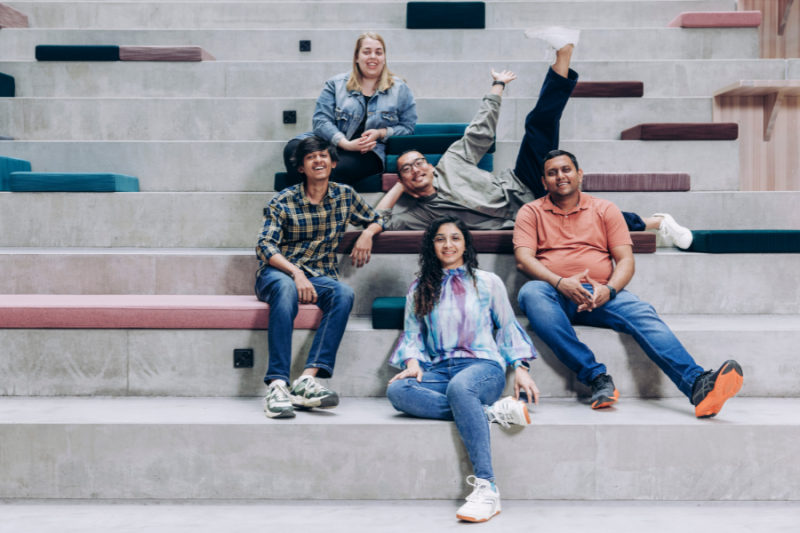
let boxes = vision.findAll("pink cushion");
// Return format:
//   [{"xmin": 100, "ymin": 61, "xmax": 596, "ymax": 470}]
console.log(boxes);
[
  {"xmin": 0, "ymin": 3, "xmax": 29, "ymax": 28},
  {"xmin": 382, "ymin": 173, "xmax": 400, "ymax": 192},
  {"xmin": 119, "ymin": 46, "xmax": 215, "ymax": 61},
  {"xmin": 667, "ymin": 11, "xmax": 761, "ymax": 28},
  {"xmin": 0, "ymin": 295, "xmax": 322, "ymax": 329}
]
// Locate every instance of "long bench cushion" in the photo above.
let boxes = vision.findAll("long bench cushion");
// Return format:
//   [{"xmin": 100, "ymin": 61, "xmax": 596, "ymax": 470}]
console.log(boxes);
[
  {"xmin": 372, "ymin": 297, "xmax": 407, "ymax": 329},
  {"xmin": 0, "ymin": 155, "xmax": 32, "ymax": 191},
  {"xmin": 273, "ymin": 172, "xmax": 382, "ymax": 193},
  {"xmin": 414, "ymin": 123, "xmax": 469, "ymax": 135},
  {"xmin": 9, "ymin": 172, "xmax": 139, "ymax": 192},
  {"xmin": 407, "ymin": 1, "xmax": 485, "ymax": 29},
  {"xmin": 0, "ymin": 3, "xmax": 29, "ymax": 28},
  {"xmin": 621, "ymin": 123, "xmax": 738, "ymax": 141},
  {"xmin": 582, "ymin": 173, "xmax": 691, "ymax": 192},
  {"xmin": 0, "ymin": 295, "xmax": 323, "ymax": 329},
  {"xmin": 0, "ymin": 136, "xmax": 12, "ymax": 140},
  {"xmin": 0, "ymin": 71, "xmax": 14, "ymax": 97},
  {"xmin": 687, "ymin": 230, "xmax": 800, "ymax": 253},
  {"xmin": 386, "ymin": 153, "xmax": 493, "ymax": 173},
  {"xmin": 385, "ymin": 134, "xmax": 495, "ymax": 155},
  {"xmin": 36, "ymin": 45, "xmax": 120, "ymax": 61},
  {"xmin": 572, "ymin": 82, "xmax": 644, "ymax": 98},
  {"xmin": 338, "ymin": 230, "xmax": 656, "ymax": 254},
  {"xmin": 119, "ymin": 46, "xmax": 215, "ymax": 62},
  {"xmin": 667, "ymin": 11, "xmax": 762, "ymax": 28}
]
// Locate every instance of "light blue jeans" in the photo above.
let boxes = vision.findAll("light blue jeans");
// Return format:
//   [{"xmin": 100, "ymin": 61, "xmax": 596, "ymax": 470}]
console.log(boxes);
[
  {"xmin": 518, "ymin": 281, "xmax": 704, "ymax": 398},
  {"xmin": 387, "ymin": 358, "xmax": 506, "ymax": 481}
]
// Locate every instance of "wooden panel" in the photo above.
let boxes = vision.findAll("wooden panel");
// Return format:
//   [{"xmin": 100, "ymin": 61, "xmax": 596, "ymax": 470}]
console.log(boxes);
[
  {"xmin": 714, "ymin": 80, "xmax": 800, "ymax": 97},
  {"xmin": 741, "ymin": 0, "xmax": 800, "ymax": 58}
]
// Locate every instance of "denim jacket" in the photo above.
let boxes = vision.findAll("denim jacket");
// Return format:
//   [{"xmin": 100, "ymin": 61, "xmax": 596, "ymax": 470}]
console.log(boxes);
[{"xmin": 294, "ymin": 71, "xmax": 417, "ymax": 165}]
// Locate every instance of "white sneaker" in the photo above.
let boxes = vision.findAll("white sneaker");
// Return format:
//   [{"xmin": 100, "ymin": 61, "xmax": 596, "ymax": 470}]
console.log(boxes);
[
  {"xmin": 524, "ymin": 26, "xmax": 581, "ymax": 64},
  {"xmin": 456, "ymin": 476, "xmax": 501, "ymax": 522},
  {"xmin": 654, "ymin": 213, "xmax": 693, "ymax": 249},
  {"xmin": 486, "ymin": 396, "xmax": 531, "ymax": 428},
  {"xmin": 262, "ymin": 381, "xmax": 295, "ymax": 419}
]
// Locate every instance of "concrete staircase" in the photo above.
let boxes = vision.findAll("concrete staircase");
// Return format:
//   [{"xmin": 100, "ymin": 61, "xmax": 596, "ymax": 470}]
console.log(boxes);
[{"xmin": 0, "ymin": 0, "xmax": 798, "ymax": 527}]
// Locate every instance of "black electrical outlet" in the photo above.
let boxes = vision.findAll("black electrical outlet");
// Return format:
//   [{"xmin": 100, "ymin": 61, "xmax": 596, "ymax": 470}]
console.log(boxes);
[
  {"xmin": 233, "ymin": 348, "xmax": 254, "ymax": 368},
  {"xmin": 300, "ymin": 40, "xmax": 311, "ymax": 52},
  {"xmin": 263, "ymin": 207, "xmax": 268, "ymax": 216},
  {"xmin": 283, "ymin": 110, "xmax": 297, "ymax": 124}
]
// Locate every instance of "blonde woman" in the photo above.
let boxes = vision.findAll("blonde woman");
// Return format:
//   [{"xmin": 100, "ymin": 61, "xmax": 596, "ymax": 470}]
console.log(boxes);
[{"xmin": 283, "ymin": 32, "xmax": 417, "ymax": 187}]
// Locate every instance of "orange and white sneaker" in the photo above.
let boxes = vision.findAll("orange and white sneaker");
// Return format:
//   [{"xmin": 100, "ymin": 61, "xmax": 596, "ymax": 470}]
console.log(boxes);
[
  {"xmin": 456, "ymin": 476, "xmax": 501, "ymax": 522},
  {"xmin": 692, "ymin": 360, "xmax": 744, "ymax": 418},
  {"xmin": 590, "ymin": 373, "xmax": 619, "ymax": 409},
  {"xmin": 485, "ymin": 396, "xmax": 531, "ymax": 428}
]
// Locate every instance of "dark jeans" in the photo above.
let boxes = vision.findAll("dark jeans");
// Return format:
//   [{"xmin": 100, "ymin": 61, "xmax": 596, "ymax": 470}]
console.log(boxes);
[
  {"xmin": 387, "ymin": 358, "xmax": 506, "ymax": 481},
  {"xmin": 518, "ymin": 281, "xmax": 705, "ymax": 398},
  {"xmin": 255, "ymin": 267, "xmax": 354, "ymax": 383},
  {"xmin": 283, "ymin": 139, "xmax": 384, "ymax": 188},
  {"xmin": 513, "ymin": 67, "xmax": 645, "ymax": 232}
]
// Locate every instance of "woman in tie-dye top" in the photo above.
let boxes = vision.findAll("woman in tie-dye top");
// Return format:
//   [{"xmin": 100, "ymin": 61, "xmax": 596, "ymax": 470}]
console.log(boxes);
[{"xmin": 386, "ymin": 214, "xmax": 540, "ymax": 523}]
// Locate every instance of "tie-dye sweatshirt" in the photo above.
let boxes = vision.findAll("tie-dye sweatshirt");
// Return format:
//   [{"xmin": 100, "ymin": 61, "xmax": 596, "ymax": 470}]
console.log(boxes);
[{"xmin": 389, "ymin": 266, "xmax": 537, "ymax": 370}]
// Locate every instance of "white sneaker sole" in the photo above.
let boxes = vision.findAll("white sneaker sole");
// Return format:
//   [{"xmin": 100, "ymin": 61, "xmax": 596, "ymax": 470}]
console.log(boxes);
[
  {"xmin": 457, "ymin": 505, "xmax": 501, "ymax": 522},
  {"xmin": 290, "ymin": 394, "xmax": 339, "ymax": 410}
]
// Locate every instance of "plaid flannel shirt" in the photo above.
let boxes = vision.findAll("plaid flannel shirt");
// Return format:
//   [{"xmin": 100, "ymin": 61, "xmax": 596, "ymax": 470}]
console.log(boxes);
[{"xmin": 256, "ymin": 182, "xmax": 384, "ymax": 280}]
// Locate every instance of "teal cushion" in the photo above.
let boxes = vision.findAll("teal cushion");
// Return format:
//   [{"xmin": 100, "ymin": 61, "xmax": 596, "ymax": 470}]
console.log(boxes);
[
  {"xmin": 0, "ymin": 72, "xmax": 14, "ymax": 97},
  {"xmin": 9, "ymin": 172, "xmax": 139, "ymax": 192},
  {"xmin": 372, "ymin": 297, "xmax": 406, "ymax": 329},
  {"xmin": 414, "ymin": 123, "xmax": 469, "ymax": 135},
  {"xmin": 686, "ymin": 230, "xmax": 800, "ymax": 253},
  {"xmin": 273, "ymin": 172, "xmax": 381, "ymax": 193},
  {"xmin": 0, "ymin": 155, "xmax": 32, "ymax": 191},
  {"xmin": 407, "ymin": 2, "xmax": 486, "ymax": 29},
  {"xmin": 386, "ymin": 153, "xmax": 493, "ymax": 173},
  {"xmin": 36, "ymin": 45, "xmax": 120, "ymax": 61},
  {"xmin": 386, "ymin": 134, "xmax": 496, "ymax": 156}
]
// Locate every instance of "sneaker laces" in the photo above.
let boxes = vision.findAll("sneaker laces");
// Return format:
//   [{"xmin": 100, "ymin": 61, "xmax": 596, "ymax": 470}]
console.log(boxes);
[
  {"xmin": 657, "ymin": 217, "xmax": 677, "ymax": 242},
  {"xmin": 297, "ymin": 376, "xmax": 328, "ymax": 395},
  {"xmin": 465, "ymin": 476, "xmax": 492, "ymax": 502},
  {"xmin": 269, "ymin": 382, "xmax": 291, "ymax": 402},
  {"xmin": 592, "ymin": 373, "xmax": 612, "ymax": 389},
  {"xmin": 485, "ymin": 404, "xmax": 511, "ymax": 429}
]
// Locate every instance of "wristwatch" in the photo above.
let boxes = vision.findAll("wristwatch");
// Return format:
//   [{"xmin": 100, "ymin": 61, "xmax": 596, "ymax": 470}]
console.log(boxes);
[
  {"xmin": 606, "ymin": 285, "xmax": 617, "ymax": 300},
  {"xmin": 492, "ymin": 80, "xmax": 506, "ymax": 88}
]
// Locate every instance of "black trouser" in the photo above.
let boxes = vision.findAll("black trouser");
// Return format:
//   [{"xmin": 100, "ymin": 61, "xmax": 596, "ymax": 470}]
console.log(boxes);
[
  {"xmin": 283, "ymin": 139, "xmax": 384, "ymax": 187},
  {"xmin": 513, "ymin": 67, "xmax": 646, "ymax": 232}
]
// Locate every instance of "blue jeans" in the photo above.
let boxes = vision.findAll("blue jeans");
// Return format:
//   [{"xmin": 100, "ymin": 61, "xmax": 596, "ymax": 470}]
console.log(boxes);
[
  {"xmin": 518, "ymin": 281, "xmax": 704, "ymax": 398},
  {"xmin": 513, "ymin": 66, "xmax": 644, "ymax": 231},
  {"xmin": 387, "ymin": 358, "xmax": 506, "ymax": 481},
  {"xmin": 255, "ymin": 267, "xmax": 354, "ymax": 383}
]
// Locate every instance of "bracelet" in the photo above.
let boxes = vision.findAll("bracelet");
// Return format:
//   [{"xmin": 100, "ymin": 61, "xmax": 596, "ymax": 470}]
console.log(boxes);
[
  {"xmin": 492, "ymin": 80, "xmax": 506, "ymax": 88},
  {"xmin": 555, "ymin": 277, "xmax": 563, "ymax": 291}
]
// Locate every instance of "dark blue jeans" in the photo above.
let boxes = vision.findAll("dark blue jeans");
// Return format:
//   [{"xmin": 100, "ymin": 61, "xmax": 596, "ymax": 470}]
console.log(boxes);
[
  {"xmin": 255, "ymin": 267, "xmax": 354, "ymax": 383},
  {"xmin": 513, "ymin": 67, "xmax": 644, "ymax": 231},
  {"xmin": 518, "ymin": 281, "xmax": 704, "ymax": 398},
  {"xmin": 387, "ymin": 358, "xmax": 506, "ymax": 481}
]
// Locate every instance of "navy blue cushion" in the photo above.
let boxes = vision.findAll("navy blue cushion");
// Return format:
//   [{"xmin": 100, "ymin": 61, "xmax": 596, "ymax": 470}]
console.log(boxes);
[
  {"xmin": 0, "ymin": 72, "xmax": 14, "ymax": 97},
  {"xmin": 407, "ymin": 2, "xmax": 486, "ymax": 29},
  {"xmin": 386, "ymin": 153, "xmax": 493, "ymax": 173},
  {"xmin": 36, "ymin": 45, "xmax": 120, "ymax": 61},
  {"xmin": 273, "ymin": 172, "xmax": 382, "ymax": 193},
  {"xmin": 0, "ymin": 155, "xmax": 32, "ymax": 191},
  {"xmin": 0, "ymin": 136, "xmax": 13, "ymax": 141},
  {"xmin": 686, "ymin": 230, "xmax": 800, "ymax": 253},
  {"xmin": 414, "ymin": 123, "xmax": 469, "ymax": 135},
  {"xmin": 372, "ymin": 297, "xmax": 406, "ymax": 329},
  {"xmin": 386, "ymin": 134, "xmax": 495, "ymax": 156},
  {"xmin": 9, "ymin": 172, "xmax": 139, "ymax": 192}
]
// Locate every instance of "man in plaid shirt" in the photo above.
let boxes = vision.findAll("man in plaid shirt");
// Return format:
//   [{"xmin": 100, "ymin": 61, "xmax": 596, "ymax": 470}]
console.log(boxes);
[{"xmin": 256, "ymin": 136, "xmax": 384, "ymax": 419}]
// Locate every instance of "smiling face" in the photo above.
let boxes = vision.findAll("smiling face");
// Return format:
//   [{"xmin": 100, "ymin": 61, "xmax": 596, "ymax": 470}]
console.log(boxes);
[
  {"xmin": 356, "ymin": 37, "xmax": 386, "ymax": 81},
  {"xmin": 397, "ymin": 151, "xmax": 436, "ymax": 196},
  {"xmin": 434, "ymin": 223, "xmax": 466, "ymax": 270},
  {"xmin": 297, "ymin": 149, "xmax": 337, "ymax": 183},
  {"xmin": 542, "ymin": 154, "xmax": 584, "ymax": 199}
]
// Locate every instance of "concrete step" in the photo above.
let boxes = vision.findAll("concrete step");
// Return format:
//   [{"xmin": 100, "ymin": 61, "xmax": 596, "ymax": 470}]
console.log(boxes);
[
  {"xmin": 1, "ymin": 192, "xmax": 796, "ymax": 249},
  {"xmin": 0, "ymin": 248, "xmax": 797, "ymax": 316},
  {"xmin": 0, "ymin": 59, "xmax": 784, "ymax": 98},
  {"xmin": 0, "ymin": 396, "xmax": 797, "ymax": 500},
  {"xmin": 0, "ymin": 28, "xmax": 759, "ymax": 61},
  {"xmin": 0, "ymin": 500, "xmax": 796, "ymax": 532},
  {"xmin": 0, "ymin": 139, "xmax": 739, "ymax": 191},
  {"xmin": 1, "ymin": 315, "xmax": 797, "ymax": 398},
  {"xmin": 3, "ymin": 1, "xmax": 736, "ymax": 29},
  {"xmin": 0, "ymin": 96, "xmax": 714, "ymax": 142}
]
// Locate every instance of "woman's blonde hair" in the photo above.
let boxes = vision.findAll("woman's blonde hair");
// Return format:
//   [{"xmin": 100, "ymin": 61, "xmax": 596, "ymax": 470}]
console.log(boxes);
[{"xmin": 346, "ymin": 32, "xmax": 397, "ymax": 93}]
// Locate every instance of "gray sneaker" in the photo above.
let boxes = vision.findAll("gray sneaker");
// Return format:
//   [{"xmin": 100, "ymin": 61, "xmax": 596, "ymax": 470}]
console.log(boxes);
[
  {"xmin": 290, "ymin": 375, "xmax": 340, "ymax": 410},
  {"xmin": 262, "ymin": 381, "xmax": 295, "ymax": 419}
]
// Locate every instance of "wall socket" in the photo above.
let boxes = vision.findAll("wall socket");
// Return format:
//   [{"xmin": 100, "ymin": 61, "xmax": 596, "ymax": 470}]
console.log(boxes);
[
  {"xmin": 233, "ymin": 348, "xmax": 254, "ymax": 368},
  {"xmin": 283, "ymin": 110, "xmax": 297, "ymax": 124},
  {"xmin": 300, "ymin": 40, "xmax": 311, "ymax": 52}
]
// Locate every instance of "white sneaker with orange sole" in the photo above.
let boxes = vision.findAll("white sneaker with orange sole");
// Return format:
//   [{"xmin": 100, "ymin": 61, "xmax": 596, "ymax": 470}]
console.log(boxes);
[{"xmin": 456, "ymin": 476, "xmax": 501, "ymax": 522}]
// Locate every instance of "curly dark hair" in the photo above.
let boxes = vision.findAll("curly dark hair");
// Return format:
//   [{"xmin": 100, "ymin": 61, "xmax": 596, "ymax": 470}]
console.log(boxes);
[{"xmin": 413, "ymin": 215, "xmax": 479, "ymax": 318}]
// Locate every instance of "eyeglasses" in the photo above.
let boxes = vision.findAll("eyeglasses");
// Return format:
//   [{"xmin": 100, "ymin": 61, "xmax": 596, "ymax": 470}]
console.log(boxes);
[{"xmin": 399, "ymin": 157, "xmax": 427, "ymax": 176}]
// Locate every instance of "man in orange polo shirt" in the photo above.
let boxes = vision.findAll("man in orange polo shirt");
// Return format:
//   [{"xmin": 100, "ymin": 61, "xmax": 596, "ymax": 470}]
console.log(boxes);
[{"xmin": 513, "ymin": 149, "xmax": 743, "ymax": 418}]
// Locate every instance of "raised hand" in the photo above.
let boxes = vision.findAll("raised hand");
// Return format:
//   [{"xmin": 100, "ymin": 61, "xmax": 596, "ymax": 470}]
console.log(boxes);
[{"xmin": 491, "ymin": 68, "xmax": 518, "ymax": 85}]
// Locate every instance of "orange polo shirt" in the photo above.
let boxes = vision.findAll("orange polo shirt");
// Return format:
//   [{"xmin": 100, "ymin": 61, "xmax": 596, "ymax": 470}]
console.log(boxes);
[{"xmin": 513, "ymin": 192, "xmax": 633, "ymax": 285}]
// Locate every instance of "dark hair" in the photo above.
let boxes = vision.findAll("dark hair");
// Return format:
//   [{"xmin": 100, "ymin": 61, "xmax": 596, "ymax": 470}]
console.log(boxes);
[
  {"xmin": 290, "ymin": 136, "xmax": 339, "ymax": 171},
  {"xmin": 542, "ymin": 149, "xmax": 580, "ymax": 173},
  {"xmin": 413, "ymin": 215, "xmax": 479, "ymax": 318},
  {"xmin": 397, "ymin": 149, "xmax": 423, "ymax": 170}
]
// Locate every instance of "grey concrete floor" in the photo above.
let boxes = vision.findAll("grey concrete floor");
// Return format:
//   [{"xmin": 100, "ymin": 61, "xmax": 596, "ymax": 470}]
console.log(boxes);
[{"xmin": 0, "ymin": 500, "xmax": 797, "ymax": 532}]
